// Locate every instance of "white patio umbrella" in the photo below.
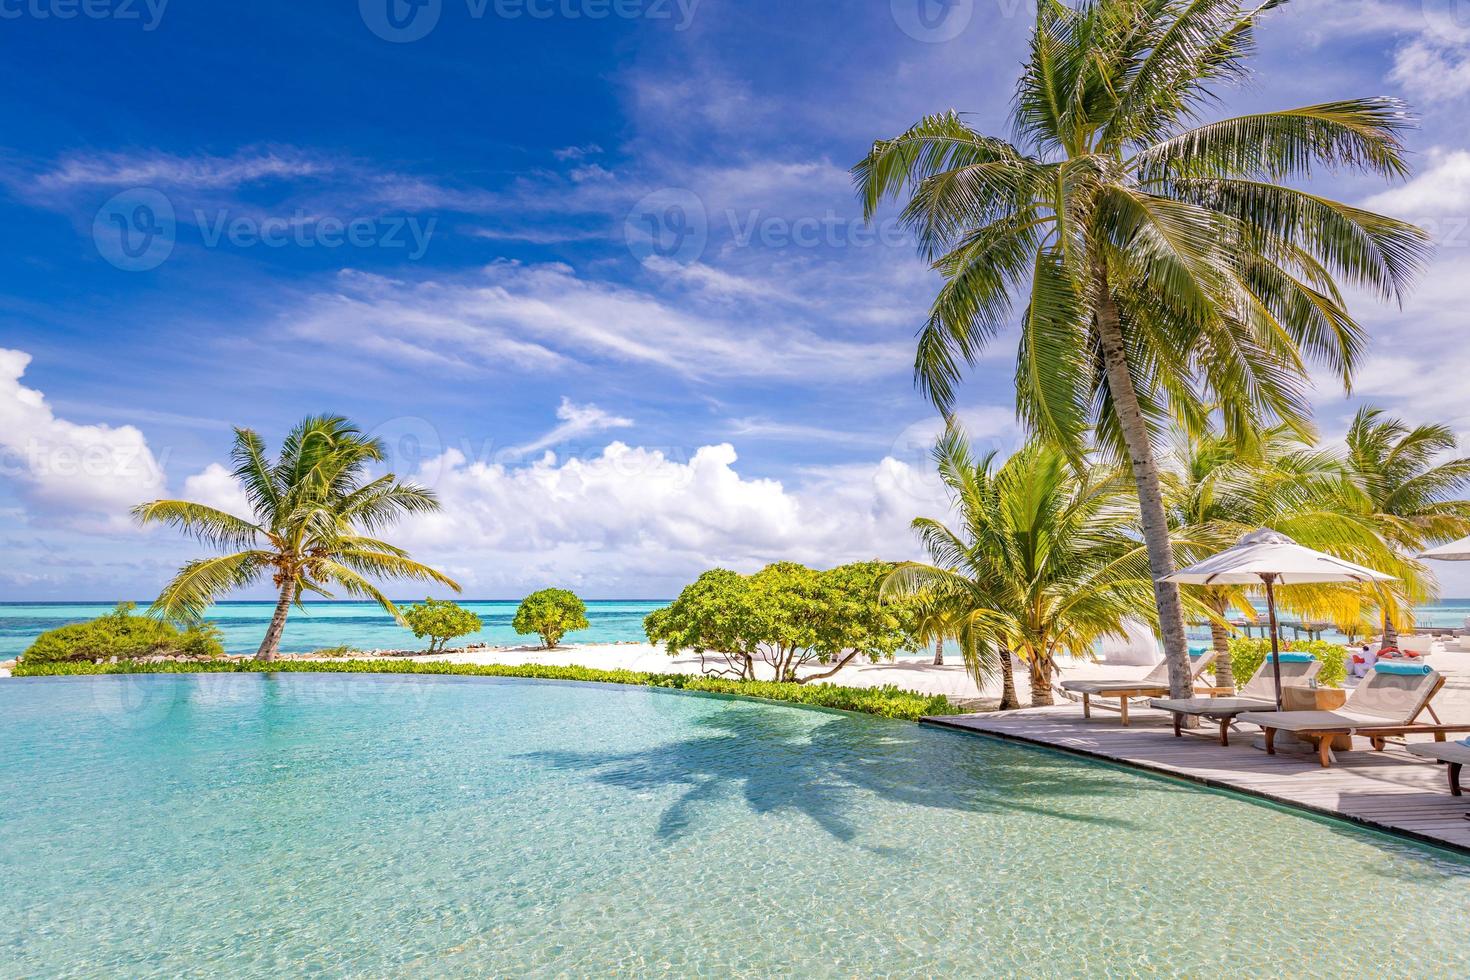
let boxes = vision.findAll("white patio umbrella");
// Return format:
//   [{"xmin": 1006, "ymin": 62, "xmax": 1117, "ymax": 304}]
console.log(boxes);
[
  {"xmin": 1420, "ymin": 534, "xmax": 1470, "ymax": 561},
  {"xmin": 1162, "ymin": 528, "xmax": 1395, "ymax": 710}
]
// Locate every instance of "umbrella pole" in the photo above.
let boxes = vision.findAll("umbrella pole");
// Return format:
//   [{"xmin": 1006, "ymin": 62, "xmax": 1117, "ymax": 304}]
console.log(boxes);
[{"xmin": 1263, "ymin": 573, "xmax": 1284, "ymax": 712}]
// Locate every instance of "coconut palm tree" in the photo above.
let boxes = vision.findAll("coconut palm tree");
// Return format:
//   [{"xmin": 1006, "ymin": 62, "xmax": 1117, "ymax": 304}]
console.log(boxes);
[
  {"xmin": 1162, "ymin": 424, "xmax": 1406, "ymax": 688},
  {"xmin": 854, "ymin": 0, "xmax": 1428, "ymax": 698},
  {"xmin": 133, "ymin": 415, "xmax": 460, "ymax": 661},
  {"xmin": 1341, "ymin": 407, "xmax": 1470, "ymax": 646},
  {"xmin": 886, "ymin": 429, "xmax": 1163, "ymax": 707}
]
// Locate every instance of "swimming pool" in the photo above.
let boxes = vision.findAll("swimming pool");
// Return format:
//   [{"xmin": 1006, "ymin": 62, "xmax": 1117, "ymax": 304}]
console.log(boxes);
[{"xmin": 2, "ymin": 674, "xmax": 1466, "ymax": 975}]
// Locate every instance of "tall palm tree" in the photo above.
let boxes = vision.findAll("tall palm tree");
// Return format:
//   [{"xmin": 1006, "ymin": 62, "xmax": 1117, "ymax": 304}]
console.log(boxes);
[
  {"xmin": 1162, "ymin": 424, "xmax": 1406, "ymax": 688},
  {"xmin": 854, "ymin": 0, "xmax": 1428, "ymax": 698},
  {"xmin": 133, "ymin": 415, "xmax": 460, "ymax": 661},
  {"xmin": 1341, "ymin": 407, "xmax": 1470, "ymax": 646},
  {"xmin": 886, "ymin": 430, "xmax": 1163, "ymax": 707}
]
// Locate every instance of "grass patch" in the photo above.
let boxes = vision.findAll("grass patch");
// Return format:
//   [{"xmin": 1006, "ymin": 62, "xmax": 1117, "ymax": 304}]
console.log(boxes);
[{"xmin": 10, "ymin": 658, "xmax": 962, "ymax": 721}]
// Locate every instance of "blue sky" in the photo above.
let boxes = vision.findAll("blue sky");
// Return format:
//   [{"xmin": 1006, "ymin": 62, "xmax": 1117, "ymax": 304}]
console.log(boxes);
[{"xmin": 3, "ymin": 0, "xmax": 1470, "ymax": 600}]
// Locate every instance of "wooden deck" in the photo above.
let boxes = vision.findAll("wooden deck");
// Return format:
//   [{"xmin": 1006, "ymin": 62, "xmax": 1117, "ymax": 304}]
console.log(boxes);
[{"xmin": 924, "ymin": 704, "xmax": 1470, "ymax": 854}]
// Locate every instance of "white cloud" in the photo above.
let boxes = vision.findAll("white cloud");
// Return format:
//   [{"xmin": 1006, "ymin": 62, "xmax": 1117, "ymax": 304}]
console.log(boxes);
[
  {"xmin": 1389, "ymin": 38, "xmax": 1470, "ymax": 104},
  {"xmin": 1363, "ymin": 148, "xmax": 1470, "ymax": 217},
  {"xmin": 0, "ymin": 348, "xmax": 167, "ymax": 529},
  {"xmin": 395, "ymin": 440, "xmax": 944, "ymax": 592},
  {"xmin": 509, "ymin": 398, "xmax": 634, "ymax": 457},
  {"xmin": 34, "ymin": 148, "xmax": 332, "ymax": 190},
  {"xmin": 181, "ymin": 463, "xmax": 254, "ymax": 518},
  {"xmin": 284, "ymin": 262, "xmax": 910, "ymax": 383}
]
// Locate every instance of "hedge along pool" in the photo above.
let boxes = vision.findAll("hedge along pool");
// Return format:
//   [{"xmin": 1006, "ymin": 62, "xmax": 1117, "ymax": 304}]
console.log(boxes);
[{"xmin": 2, "ymin": 673, "xmax": 1467, "ymax": 975}]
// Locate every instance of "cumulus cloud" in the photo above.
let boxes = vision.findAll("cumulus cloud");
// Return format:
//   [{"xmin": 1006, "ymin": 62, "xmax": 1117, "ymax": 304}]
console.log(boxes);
[
  {"xmin": 393, "ymin": 440, "xmax": 946, "ymax": 592},
  {"xmin": 181, "ymin": 463, "xmax": 254, "ymax": 518},
  {"xmin": 0, "ymin": 349, "xmax": 167, "ymax": 529},
  {"xmin": 1363, "ymin": 148, "xmax": 1470, "ymax": 220}
]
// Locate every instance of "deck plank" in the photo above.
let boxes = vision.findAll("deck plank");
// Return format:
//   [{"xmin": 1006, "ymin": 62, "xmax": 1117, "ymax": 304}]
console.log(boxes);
[{"xmin": 923, "ymin": 704, "xmax": 1470, "ymax": 853}]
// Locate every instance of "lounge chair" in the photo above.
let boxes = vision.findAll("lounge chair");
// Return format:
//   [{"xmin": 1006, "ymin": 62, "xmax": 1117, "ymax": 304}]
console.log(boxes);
[
  {"xmin": 1238, "ymin": 665, "xmax": 1470, "ymax": 768},
  {"xmin": 1059, "ymin": 651, "xmax": 1220, "ymax": 726},
  {"xmin": 1149, "ymin": 654, "xmax": 1323, "ymax": 746},
  {"xmin": 1406, "ymin": 739, "xmax": 1470, "ymax": 797}
]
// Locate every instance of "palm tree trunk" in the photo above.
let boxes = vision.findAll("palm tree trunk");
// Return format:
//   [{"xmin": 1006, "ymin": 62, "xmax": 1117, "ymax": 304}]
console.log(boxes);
[
  {"xmin": 998, "ymin": 645, "xmax": 1021, "ymax": 710},
  {"xmin": 933, "ymin": 637, "xmax": 944, "ymax": 666},
  {"xmin": 256, "ymin": 576, "xmax": 296, "ymax": 662},
  {"xmin": 1027, "ymin": 651, "xmax": 1054, "ymax": 707},
  {"xmin": 1094, "ymin": 271, "xmax": 1193, "ymax": 699},
  {"xmin": 1382, "ymin": 612, "xmax": 1398, "ymax": 650},
  {"xmin": 1207, "ymin": 590, "xmax": 1234, "ymax": 691}
]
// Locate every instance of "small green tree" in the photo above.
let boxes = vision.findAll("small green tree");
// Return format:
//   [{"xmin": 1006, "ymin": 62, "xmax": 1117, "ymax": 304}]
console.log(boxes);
[
  {"xmin": 23, "ymin": 602, "xmax": 225, "ymax": 665},
  {"xmin": 402, "ymin": 598, "xmax": 483, "ymax": 653},
  {"xmin": 647, "ymin": 561, "xmax": 916, "ymax": 684},
  {"xmin": 513, "ymin": 589, "xmax": 590, "ymax": 649}
]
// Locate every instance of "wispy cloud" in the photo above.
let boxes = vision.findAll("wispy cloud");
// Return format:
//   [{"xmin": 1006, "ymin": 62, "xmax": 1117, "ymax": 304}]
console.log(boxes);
[{"xmin": 510, "ymin": 397, "xmax": 634, "ymax": 457}]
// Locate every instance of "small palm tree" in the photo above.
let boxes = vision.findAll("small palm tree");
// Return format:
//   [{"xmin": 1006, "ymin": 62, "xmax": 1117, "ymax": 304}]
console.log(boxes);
[
  {"xmin": 1163, "ymin": 424, "xmax": 1405, "ymax": 688},
  {"xmin": 133, "ymin": 415, "xmax": 460, "ymax": 661},
  {"xmin": 1342, "ymin": 407, "xmax": 1470, "ymax": 646},
  {"xmin": 887, "ymin": 430, "xmax": 1162, "ymax": 707},
  {"xmin": 855, "ymin": 0, "xmax": 1428, "ymax": 699}
]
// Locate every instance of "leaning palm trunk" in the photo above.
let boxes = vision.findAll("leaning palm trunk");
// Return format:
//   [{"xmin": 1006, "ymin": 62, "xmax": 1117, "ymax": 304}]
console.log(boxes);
[
  {"xmin": 1205, "ymin": 590, "xmax": 1235, "ymax": 691},
  {"xmin": 933, "ymin": 637, "xmax": 944, "ymax": 666},
  {"xmin": 256, "ymin": 576, "xmax": 296, "ymax": 662},
  {"xmin": 1026, "ymin": 650, "xmax": 1054, "ymax": 707},
  {"xmin": 1382, "ymin": 613, "xmax": 1399, "ymax": 650},
  {"xmin": 1095, "ymin": 280, "xmax": 1193, "ymax": 699}
]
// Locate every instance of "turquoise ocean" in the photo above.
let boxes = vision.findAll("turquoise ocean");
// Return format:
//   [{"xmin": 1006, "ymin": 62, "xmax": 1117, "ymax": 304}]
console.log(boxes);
[
  {"xmin": 5, "ymin": 599, "xmax": 1470, "ymax": 660},
  {"xmin": 0, "ymin": 600, "xmax": 665, "ymax": 659}
]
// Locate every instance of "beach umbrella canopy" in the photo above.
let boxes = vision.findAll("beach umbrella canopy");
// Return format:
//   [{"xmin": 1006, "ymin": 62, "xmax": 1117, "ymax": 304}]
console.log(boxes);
[
  {"xmin": 1163, "ymin": 529, "xmax": 1395, "ymax": 710},
  {"xmin": 1420, "ymin": 534, "xmax": 1470, "ymax": 561}
]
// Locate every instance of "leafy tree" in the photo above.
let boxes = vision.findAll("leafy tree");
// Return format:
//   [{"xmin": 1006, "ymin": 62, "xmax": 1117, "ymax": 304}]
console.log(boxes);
[
  {"xmin": 23, "ymin": 602, "xmax": 224, "ymax": 665},
  {"xmin": 886, "ymin": 430, "xmax": 1167, "ymax": 706},
  {"xmin": 1341, "ymin": 407, "xmax": 1470, "ymax": 646},
  {"xmin": 647, "ymin": 561, "xmax": 916, "ymax": 684},
  {"xmin": 513, "ymin": 589, "xmax": 590, "ymax": 649},
  {"xmin": 133, "ymin": 415, "xmax": 459, "ymax": 661},
  {"xmin": 403, "ymin": 598, "xmax": 484, "ymax": 653},
  {"xmin": 854, "ymin": 0, "xmax": 1428, "ymax": 698}
]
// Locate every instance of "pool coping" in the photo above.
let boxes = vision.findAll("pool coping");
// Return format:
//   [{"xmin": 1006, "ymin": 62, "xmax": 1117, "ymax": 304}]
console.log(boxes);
[{"xmin": 923, "ymin": 708, "xmax": 1470, "ymax": 859}]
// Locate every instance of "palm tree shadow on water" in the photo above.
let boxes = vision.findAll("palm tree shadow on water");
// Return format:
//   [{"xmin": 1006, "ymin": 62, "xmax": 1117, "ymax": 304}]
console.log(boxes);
[{"xmin": 521, "ymin": 703, "xmax": 1170, "ymax": 849}]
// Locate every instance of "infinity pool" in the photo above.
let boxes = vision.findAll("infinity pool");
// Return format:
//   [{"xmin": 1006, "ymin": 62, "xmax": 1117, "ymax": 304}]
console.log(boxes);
[{"xmin": 2, "ymin": 674, "xmax": 1467, "ymax": 976}]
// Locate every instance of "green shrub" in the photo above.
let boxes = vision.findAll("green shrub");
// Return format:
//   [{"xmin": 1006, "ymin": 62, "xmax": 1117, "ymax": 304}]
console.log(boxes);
[
  {"xmin": 1221, "ymin": 638, "xmax": 1348, "ymax": 689},
  {"xmin": 21, "ymin": 603, "xmax": 225, "ymax": 665},
  {"xmin": 10, "ymin": 657, "xmax": 959, "ymax": 721},
  {"xmin": 513, "ymin": 589, "xmax": 590, "ymax": 649},
  {"xmin": 402, "ymin": 598, "xmax": 483, "ymax": 652}
]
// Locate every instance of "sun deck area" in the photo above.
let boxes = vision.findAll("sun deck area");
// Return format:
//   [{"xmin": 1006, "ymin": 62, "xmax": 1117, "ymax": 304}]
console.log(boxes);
[{"xmin": 924, "ymin": 705, "xmax": 1470, "ymax": 853}]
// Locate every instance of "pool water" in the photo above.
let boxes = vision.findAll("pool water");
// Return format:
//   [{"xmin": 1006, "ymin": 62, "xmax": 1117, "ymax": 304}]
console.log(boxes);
[{"xmin": 2, "ymin": 674, "xmax": 1467, "ymax": 976}]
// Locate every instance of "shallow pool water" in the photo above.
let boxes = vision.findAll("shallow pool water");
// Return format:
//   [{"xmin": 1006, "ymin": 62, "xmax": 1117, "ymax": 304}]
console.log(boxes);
[{"xmin": 2, "ymin": 674, "xmax": 1467, "ymax": 976}]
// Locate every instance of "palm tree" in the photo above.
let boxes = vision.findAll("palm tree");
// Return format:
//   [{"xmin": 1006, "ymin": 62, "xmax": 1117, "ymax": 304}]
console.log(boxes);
[
  {"xmin": 854, "ymin": 0, "xmax": 1428, "ymax": 698},
  {"xmin": 133, "ymin": 415, "xmax": 460, "ymax": 661},
  {"xmin": 1162, "ymin": 424, "xmax": 1406, "ymax": 688},
  {"xmin": 1341, "ymin": 407, "xmax": 1470, "ymax": 647},
  {"xmin": 887, "ymin": 429, "xmax": 1163, "ymax": 707}
]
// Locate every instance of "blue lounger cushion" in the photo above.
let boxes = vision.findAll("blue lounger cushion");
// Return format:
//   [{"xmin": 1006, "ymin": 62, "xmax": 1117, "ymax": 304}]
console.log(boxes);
[
  {"xmin": 1266, "ymin": 652, "xmax": 1316, "ymax": 663},
  {"xmin": 1374, "ymin": 661, "xmax": 1433, "ymax": 676}
]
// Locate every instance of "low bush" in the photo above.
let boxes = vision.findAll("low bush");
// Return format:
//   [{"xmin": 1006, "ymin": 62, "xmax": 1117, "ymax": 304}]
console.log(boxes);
[
  {"xmin": 21, "ymin": 603, "xmax": 224, "ymax": 665},
  {"xmin": 512, "ymin": 589, "xmax": 590, "ymax": 649},
  {"xmin": 402, "ymin": 598, "xmax": 483, "ymax": 652},
  {"xmin": 1221, "ymin": 637, "xmax": 1348, "ymax": 689},
  {"xmin": 11, "ymin": 657, "xmax": 960, "ymax": 720}
]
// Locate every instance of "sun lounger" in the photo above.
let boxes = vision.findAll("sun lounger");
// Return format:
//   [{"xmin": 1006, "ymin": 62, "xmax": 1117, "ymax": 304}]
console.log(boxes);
[
  {"xmin": 1149, "ymin": 654, "xmax": 1323, "ymax": 745},
  {"xmin": 1405, "ymin": 740, "xmax": 1470, "ymax": 797},
  {"xmin": 1059, "ymin": 651, "xmax": 1220, "ymax": 726},
  {"xmin": 1238, "ymin": 666, "xmax": 1470, "ymax": 767}
]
